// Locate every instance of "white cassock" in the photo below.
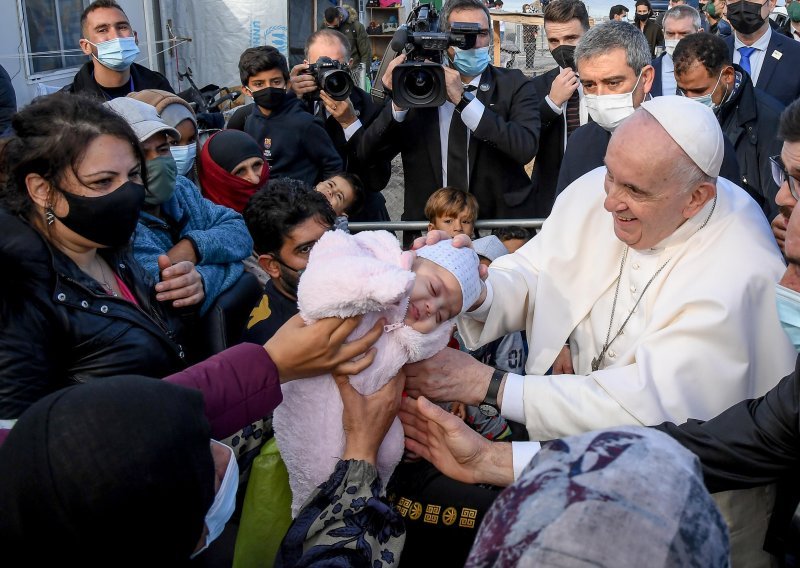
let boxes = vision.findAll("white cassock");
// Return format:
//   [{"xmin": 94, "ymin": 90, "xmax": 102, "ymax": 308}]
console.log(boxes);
[{"xmin": 458, "ymin": 167, "xmax": 796, "ymax": 470}]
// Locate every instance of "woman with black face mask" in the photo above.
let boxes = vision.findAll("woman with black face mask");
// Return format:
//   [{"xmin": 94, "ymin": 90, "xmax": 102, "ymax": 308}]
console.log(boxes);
[
  {"xmin": 634, "ymin": 0, "xmax": 665, "ymax": 56},
  {"xmin": 0, "ymin": 93, "xmax": 187, "ymax": 419}
]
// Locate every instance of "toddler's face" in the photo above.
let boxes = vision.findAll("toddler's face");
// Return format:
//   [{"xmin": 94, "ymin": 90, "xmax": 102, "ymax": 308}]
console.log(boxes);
[
  {"xmin": 428, "ymin": 209, "xmax": 475, "ymax": 238},
  {"xmin": 315, "ymin": 176, "xmax": 355, "ymax": 216},
  {"xmin": 404, "ymin": 258, "xmax": 463, "ymax": 334}
]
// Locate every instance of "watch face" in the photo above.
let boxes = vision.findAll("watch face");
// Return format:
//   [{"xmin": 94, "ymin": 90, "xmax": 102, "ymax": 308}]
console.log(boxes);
[{"xmin": 479, "ymin": 403, "xmax": 498, "ymax": 417}]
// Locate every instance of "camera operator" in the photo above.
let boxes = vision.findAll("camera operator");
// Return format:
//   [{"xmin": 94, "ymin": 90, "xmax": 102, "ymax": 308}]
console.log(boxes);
[
  {"xmin": 288, "ymin": 29, "xmax": 391, "ymax": 222},
  {"xmin": 361, "ymin": 0, "xmax": 540, "ymax": 245}
]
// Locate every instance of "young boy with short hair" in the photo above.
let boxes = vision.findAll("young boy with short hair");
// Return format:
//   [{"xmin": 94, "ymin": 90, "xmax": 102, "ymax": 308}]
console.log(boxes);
[
  {"xmin": 314, "ymin": 172, "xmax": 365, "ymax": 231},
  {"xmin": 226, "ymin": 46, "xmax": 342, "ymax": 186},
  {"xmin": 424, "ymin": 187, "xmax": 479, "ymax": 238}
]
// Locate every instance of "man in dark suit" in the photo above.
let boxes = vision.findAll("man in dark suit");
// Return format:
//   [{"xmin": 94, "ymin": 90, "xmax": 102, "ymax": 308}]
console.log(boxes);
[
  {"xmin": 529, "ymin": 0, "xmax": 589, "ymax": 218},
  {"xmin": 675, "ymin": 32, "xmax": 785, "ymax": 219},
  {"xmin": 289, "ymin": 29, "xmax": 390, "ymax": 222},
  {"xmin": 651, "ymin": 5, "xmax": 701, "ymax": 97},
  {"xmin": 360, "ymin": 0, "xmax": 540, "ymax": 239},
  {"xmin": 554, "ymin": 21, "xmax": 655, "ymax": 194},
  {"xmin": 724, "ymin": 0, "xmax": 800, "ymax": 106},
  {"xmin": 555, "ymin": 20, "xmax": 741, "ymax": 195},
  {"xmin": 655, "ymin": 99, "xmax": 800, "ymax": 564}
]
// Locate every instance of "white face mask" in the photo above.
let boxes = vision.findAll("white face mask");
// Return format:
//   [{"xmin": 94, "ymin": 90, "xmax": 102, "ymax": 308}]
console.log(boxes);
[
  {"xmin": 190, "ymin": 440, "xmax": 239, "ymax": 559},
  {"xmin": 584, "ymin": 71, "xmax": 643, "ymax": 132},
  {"xmin": 664, "ymin": 38, "xmax": 679, "ymax": 57},
  {"xmin": 687, "ymin": 69, "xmax": 726, "ymax": 111},
  {"xmin": 170, "ymin": 143, "xmax": 197, "ymax": 176}
]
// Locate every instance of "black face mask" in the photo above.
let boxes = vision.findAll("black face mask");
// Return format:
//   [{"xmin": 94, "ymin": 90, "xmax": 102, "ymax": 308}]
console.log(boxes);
[
  {"xmin": 635, "ymin": 11, "xmax": 651, "ymax": 22},
  {"xmin": 252, "ymin": 87, "xmax": 286, "ymax": 110},
  {"xmin": 551, "ymin": 44, "xmax": 577, "ymax": 71},
  {"xmin": 727, "ymin": 0, "xmax": 766, "ymax": 33},
  {"xmin": 53, "ymin": 181, "xmax": 145, "ymax": 248}
]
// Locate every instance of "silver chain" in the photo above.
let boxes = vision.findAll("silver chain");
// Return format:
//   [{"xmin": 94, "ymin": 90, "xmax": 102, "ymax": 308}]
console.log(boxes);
[{"xmin": 590, "ymin": 195, "xmax": 718, "ymax": 372}]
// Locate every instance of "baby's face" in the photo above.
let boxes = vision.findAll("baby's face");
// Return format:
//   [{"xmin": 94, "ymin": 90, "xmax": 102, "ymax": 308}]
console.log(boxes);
[
  {"xmin": 315, "ymin": 176, "xmax": 355, "ymax": 216},
  {"xmin": 404, "ymin": 257, "xmax": 463, "ymax": 334}
]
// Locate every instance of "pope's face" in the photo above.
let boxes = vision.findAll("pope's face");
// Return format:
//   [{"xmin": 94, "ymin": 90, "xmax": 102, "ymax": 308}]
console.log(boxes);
[{"xmin": 603, "ymin": 113, "xmax": 699, "ymax": 250}]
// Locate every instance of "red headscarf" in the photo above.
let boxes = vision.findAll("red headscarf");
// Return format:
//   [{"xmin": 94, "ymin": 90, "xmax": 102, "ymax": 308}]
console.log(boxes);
[{"xmin": 198, "ymin": 131, "xmax": 270, "ymax": 213}]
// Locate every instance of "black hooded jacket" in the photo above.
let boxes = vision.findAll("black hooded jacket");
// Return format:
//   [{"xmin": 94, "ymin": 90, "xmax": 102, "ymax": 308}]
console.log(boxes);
[
  {"xmin": 64, "ymin": 60, "xmax": 174, "ymax": 99},
  {"xmin": 715, "ymin": 66, "xmax": 785, "ymax": 220},
  {"xmin": 0, "ymin": 209, "xmax": 186, "ymax": 419}
]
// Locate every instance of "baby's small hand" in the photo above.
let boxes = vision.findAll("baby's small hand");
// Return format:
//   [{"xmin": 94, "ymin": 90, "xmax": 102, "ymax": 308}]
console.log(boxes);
[
  {"xmin": 450, "ymin": 401, "xmax": 468, "ymax": 421},
  {"xmin": 552, "ymin": 345, "xmax": 574, "ymax": 375}
]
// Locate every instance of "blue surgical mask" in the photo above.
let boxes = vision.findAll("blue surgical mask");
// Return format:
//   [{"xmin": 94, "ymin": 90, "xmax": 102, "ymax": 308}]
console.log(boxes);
[
  {"xmin": 776, "ymin": 284, "xmax": 800, "ymax": 352},
  {"xmin": 451, "ymin": 46, "xmax": 490, "ymax": 78},
  {"xmin": 688, "ymin": 70, "xmax": 725, "ymax": 111},
  {"xmin": 170, "ymin": 144, "xmax": 197, "ymax": 176},
  {"xmin": 191, "ymin": 441, "xmax": 239, "ymax": 559},
  {"xmin": 91, "ymin": 37, "xmax": 140, "ymax": 71}
]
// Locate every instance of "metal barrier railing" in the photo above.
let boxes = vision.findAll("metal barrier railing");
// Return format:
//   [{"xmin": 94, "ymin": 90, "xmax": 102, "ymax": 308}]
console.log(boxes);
[{"xmin": 348, "ymin": 219, "xmax": 546, "ymax": 231}]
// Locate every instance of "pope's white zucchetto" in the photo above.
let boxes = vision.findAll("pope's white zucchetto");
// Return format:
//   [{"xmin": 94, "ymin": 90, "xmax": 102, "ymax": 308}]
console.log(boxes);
[{"xmin": 639, "ymin": 96, "xmax": 724, "ymax": 178}]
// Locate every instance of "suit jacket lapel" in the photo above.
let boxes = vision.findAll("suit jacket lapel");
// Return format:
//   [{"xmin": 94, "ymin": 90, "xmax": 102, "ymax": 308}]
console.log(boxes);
[
  {"xmin": 467, "ymin": 66, "xmax": 495, "ymax": 187},
  {"xmin": 756, "ymin": 33, "xmax": 781, "ymax": 91}
]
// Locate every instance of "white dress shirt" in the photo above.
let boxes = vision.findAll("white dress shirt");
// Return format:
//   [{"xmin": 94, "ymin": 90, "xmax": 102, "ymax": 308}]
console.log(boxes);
[
  {"xmin": 661, "ymin": 54, "xmax": 677, "ymax": 96},
  {"xmin": 392, "ymin": 74, "xmax": 486, "ymax": 186},
  {"xmin": 733, "ymin": 25, "xmax": 772, "ymax": 85},
  {"xmin": 544, "ymin": 69, "xmax": 588, "ymax": 151}
]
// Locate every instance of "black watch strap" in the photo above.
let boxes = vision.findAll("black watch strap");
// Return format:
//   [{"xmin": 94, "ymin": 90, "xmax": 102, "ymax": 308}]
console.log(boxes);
[
  {"xmin": 481, "ymin": 368, "xmax": 505, "ymax": 411},
  {"xmin": 455, "ymin": 91, "xmax": 475, "ymax": 113}
]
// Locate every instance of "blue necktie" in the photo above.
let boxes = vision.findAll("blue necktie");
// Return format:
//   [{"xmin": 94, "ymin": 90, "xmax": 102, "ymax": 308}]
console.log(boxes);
[{"xmin": 738, "ymin": 46, "xmax": 756, "ymax": 76}]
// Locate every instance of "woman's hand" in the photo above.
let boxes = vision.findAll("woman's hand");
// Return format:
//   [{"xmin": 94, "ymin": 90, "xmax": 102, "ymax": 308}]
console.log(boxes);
[
  {"xmin": 155, "ymin": 255, "xmax": 205, "ymax": 308},
  {"xmin": 265, "ymin": 314, "xmax": 383, "ymax": 382},
  {"xmin": 337, "ymin": 369, "xmax": 406, "ymax": 466}
]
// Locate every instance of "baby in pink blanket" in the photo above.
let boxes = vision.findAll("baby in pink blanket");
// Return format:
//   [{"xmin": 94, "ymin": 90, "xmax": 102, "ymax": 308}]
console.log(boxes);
[{"xmin": 273, "ymin": 230, "xmax": 481, "ymax": 516}]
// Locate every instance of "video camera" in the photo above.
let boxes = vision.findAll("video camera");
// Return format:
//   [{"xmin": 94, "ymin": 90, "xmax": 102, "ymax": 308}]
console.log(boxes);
[
  {"xmin": 304, "ymin": 56, "xmax": 354, "ymax": 102},
  {"xmin": 389, "ymin": 4, "xmax": 482, "ymax": 108}
]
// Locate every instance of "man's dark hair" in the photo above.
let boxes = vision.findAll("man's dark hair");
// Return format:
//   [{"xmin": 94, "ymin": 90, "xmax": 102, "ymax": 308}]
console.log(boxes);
[
  {"xmin": 324, "ymin": 7, "xmax": 340, "ymax": 23},
  {"xmin": 0, "ymin": 93, "xmax": 146, "ymax": 218},
  {"xmin": 544, "ymin": 0, "xmax": 591, "ymax": 30},
  {"xmin": 238, "ymin": 46, "xmax": 289, "ymax": 86},
  {"xmin": 441, "ymin": 0, "xmax": 492, "ymax": 33},
  {"xmin": 493, "ymin": 226, "xmax": 532, "ymax": 242},
  {"xmin": 609, "ymin": 4, "xmax": 630, "ymax": 18},
  {"xmin": 778, "ymin": 99, "xmax": 800, "ymax": 143},
  {"xmin": 305, "ymin": 29, "xmax": 351, "ymax": 61},
  {"xmin": 80, "ymin": 0, "xmax": 126, "ymax": 37},
  {"xmin": 672, "ymin": 32, "xmax": 730, "ymax": 78},
  {"xmin": 244, "ymin": 178, "xmax": 336, "ymax": 256},
  {"xmin": 635, "ymin": 0, "xmax": 652, "ymax": 9}
]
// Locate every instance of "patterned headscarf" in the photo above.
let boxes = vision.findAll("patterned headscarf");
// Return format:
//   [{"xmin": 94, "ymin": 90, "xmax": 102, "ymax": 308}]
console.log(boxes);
[{"xmin": 466, "ymin": 427, "xmax": 730, "ymax": 567}]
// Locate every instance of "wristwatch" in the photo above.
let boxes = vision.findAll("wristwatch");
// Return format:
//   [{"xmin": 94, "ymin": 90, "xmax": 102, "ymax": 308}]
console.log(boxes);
[
  {"xmin": 455, "ymin": 91, "xmax": 475, "ymax": 113},
  {"xmin": 479, "ymin": 368, "xmax": 506, "ymax": 417}
]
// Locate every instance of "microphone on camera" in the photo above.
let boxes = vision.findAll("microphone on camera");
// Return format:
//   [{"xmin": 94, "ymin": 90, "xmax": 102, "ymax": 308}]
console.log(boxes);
[{"xmin": 390, "ymin": 26, "xmax": 409, "ymax": 53}]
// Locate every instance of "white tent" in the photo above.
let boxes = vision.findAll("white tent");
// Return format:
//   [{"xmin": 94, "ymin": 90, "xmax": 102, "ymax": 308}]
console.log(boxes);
[{"xmin": 159, "ymin": 0, "xmax": 289, "ymax": 95}]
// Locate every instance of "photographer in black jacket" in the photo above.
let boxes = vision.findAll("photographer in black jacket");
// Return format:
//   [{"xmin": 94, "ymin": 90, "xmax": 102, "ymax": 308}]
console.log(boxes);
[{"xmin": 288, "ymin": 29, "xmax": 391, "ymax": 222}]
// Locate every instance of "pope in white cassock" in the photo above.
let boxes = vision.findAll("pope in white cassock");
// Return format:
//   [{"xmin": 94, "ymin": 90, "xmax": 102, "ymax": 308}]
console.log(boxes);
[{"xmin": 401, "ymin": 95, "xmax": 796, "ymax": 484}]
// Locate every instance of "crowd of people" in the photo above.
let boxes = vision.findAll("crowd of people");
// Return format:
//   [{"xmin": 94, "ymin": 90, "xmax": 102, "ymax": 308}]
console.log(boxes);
[{"xmin": 2, "ymin": 0, "xmax": 800, "ymax": 566}]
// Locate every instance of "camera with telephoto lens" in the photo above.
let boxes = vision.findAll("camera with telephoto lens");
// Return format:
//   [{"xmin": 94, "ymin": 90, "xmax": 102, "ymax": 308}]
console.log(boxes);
[
  {"xmin": 389, "ymin": 4, "xmax": 482, "ymax": 108},
  {"xmin": 304, "ymin": 56, "xmax": 354, "ymax": 102}
]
